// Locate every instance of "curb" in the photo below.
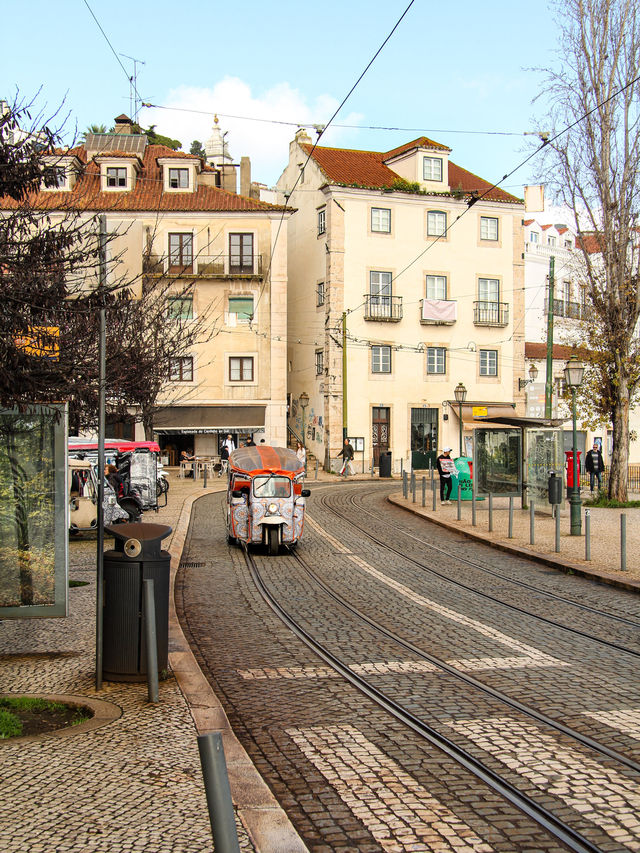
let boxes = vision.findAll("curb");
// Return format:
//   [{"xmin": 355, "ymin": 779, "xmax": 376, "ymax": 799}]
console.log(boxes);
[
  {"xmin": 167, "ymin": 487, "xmax": 309, "ymax": 853},
  {"xmin": 388, "ymin": 493, "xmax": 640, "ymax": 594}
]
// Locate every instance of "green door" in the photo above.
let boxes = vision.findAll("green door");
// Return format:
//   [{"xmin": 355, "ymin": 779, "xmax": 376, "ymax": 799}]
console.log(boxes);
[{"xmin": 411, "ymin": 408, "xmax": 438, "ymax": 470}]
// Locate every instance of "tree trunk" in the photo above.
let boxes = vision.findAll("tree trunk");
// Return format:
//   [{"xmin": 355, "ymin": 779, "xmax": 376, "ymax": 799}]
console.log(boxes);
[{"xmin": 608, "ymin": 393, "xmax": 630, "ymax": 502}]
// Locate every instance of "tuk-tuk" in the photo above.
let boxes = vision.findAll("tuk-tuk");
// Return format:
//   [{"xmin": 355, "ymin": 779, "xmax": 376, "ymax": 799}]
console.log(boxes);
[
  {"xmin": 226, "ymin": 445, "xmax": 310, "ymax": 555},
  {"xmin": 68, "ymin": 458, "xmax": 128, "ymax": 534}
]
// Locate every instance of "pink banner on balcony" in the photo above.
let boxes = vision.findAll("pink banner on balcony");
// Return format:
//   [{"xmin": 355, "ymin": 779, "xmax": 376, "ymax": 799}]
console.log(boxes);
[{"xmin": 421, "ymin": 299, "xmax": 457, "ymax": 323}]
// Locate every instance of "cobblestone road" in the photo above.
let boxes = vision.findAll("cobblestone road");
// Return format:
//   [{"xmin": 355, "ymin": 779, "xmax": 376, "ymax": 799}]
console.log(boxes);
[{"xmin": 177, "ymin": 482, "xmax": 640, "ymax": 852}]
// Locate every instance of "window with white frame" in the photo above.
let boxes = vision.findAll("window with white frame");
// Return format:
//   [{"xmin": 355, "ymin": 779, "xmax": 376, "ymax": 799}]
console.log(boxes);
[
  {"xmin": 317, "ymin": 208, "xmax": 326, "ymax": 235},
  {"xmin": 427, "ymin": 210, "xmax": 447, "ymax": 237},
  {"xmin": 167, "ymin": 295, "xmax": 193, "ymax": 319},
  {"xmin": 478, "ymin": 277, "xmax": 499, "ymax": 304},
  {"xmin": 530, "ymin": 231, "xmax": 539, "ymax": 243},
  {"xmin": 315, "ymin": 349, "xmax": 324, "ymax": 375},
  {"xmin": 371, "ymin": 207, "xmax": 391, "ymax": 233},
  {"xmin": 548, "ymin": 235, "xmax": 557, "ymax": 246},
  {"xmin": 479, "ymin": 349, "xmax": 498, "ymax": 376},
  {"xmin": 316, "ymin": 281, "xmax": 325, "ymax": 306},
  {"xmin": 480, "ymin": 216, "xmax": 499, "ymax": 241},
  {"xmin": 228, "ymin": 296, "xmax": 254, "ymax": 323},
  {"xmin": 169, "ymin": 168, "xmax": 189, "ymax": 189},
  {"xmin": 106, "ymin": 167, "xmax": 127, "ymax": 188},
  {"xmin": 371, "ymin": 345, "xmax": 391, "ymax": 374},
  {"xmin": 423, "ymin": 157, "xmax": 443, "ymax": 181},
  {"xmin": 169, "ymin": 356, "xmax": 193, "ymax": 382},
  {"xmin": 369, "ymin": 271, "xmax": 392, "ymax": 315},
  {"xmin": 426, "ymin": 275, "xmax": 447, "ymax": 300},
  {"xmin": 229, "ymin": 356, "xmax": 254, "ymax": 382},
  {"xmin": 564, "ymin": 238, "xmax": 573, "ymax": 249},
  {"xmin": 426, "ymin": 346, "xmax": 446, "ymax": 375}
]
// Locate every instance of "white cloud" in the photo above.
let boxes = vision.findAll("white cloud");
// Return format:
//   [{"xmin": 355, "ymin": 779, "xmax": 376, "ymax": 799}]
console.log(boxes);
[{"xmin": 141, "ymin": 77, "xmax": 363, "ymax": 187}]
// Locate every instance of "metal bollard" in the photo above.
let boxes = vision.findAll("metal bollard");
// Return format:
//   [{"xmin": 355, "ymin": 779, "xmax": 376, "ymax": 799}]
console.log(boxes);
[
  {"xmin": 508, "ymin": 496, "xmax": 514, "ymax": 538},
  {"xmin": 400, "ymin": 457, "xmax": 404, "ymax": 476},
  {"xmin": 621, "ymin": 513, "xmax": 627, "ymax": 571},
  {"xmin": 488, "ymin": 493, "xmax": 493, "ymax": 532},
  {"xmin": 315, "ymin": 459, "xmax": 319, "ymax": 480},
  {"xmin": 530, "ymin": 501, "xmax": 535, "ymax": 545},
  {"xmin": 402, "ymin": 470, "xmax": 408, "ymax": 498},
  {"xmin": 422, "ymin": 476, "xmax": 426, "ymax": 507},
  {"xmin": 203, "ymin": 465, "xmax": 208, "ymax": 488},
  {"xmin": 370, "ymin": 458, "xmax": 374, "ymax": 477},
  {"xmin": 432, "ymin": 475, "xmax": 436, "ymax": 511},
  {"xmin": 457, "ymin": 486, "xmax": 461, "ymax": 520},
  {"xmin": 198, "ymin": 732, "xmax": 241, "ymax": 853},
  {"xmin": 143, "ymin": 579, "xmax": 159, "ymax": 704},
  {"xmin": 585, "ymin": 509, "xmax": 591, "ymax": 560},
  {"xmin": 472, "ymin": 495, "xmax": 477, "ymax": 526},
  {"xmin": 430, "ymin": 459, "xmax": 434, "ymax": 482},
  {"xmin": 555, "ymin": 504, "xmax": 561, "ymax": 553}
]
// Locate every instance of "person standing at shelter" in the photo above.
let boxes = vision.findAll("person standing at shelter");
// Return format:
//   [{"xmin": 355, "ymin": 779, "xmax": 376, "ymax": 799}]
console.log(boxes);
[
  {"xmin": 337, "ymin": 439, "xmax": 354, "ymax": 477},
  {"xmin": 585, "ymin": 441, "xmax": 605, "ymax": 493},
  {"xmin": 219, "ymin": 434, "xmax": 235, "ymax": 477},
  {"xmin": 436, "ymin": 447, "xmax": 455, "ymax": 503}
]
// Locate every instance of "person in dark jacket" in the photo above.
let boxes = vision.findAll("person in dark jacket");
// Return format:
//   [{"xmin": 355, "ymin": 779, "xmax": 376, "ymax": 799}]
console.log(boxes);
[
  {"xmin": 436, "ymin": 447, "xmax": 455, "ymax": 503},
  {"xmin": 585, "ymin": 442, "xmax": 605, "ymax": 493},
  {"xmin": 337, "ymin": 439, "xmax": 354, "ymax": 477}
]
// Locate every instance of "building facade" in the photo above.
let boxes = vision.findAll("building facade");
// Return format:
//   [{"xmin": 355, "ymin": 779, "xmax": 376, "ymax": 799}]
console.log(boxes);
[{"xmin": 278, "ymin": 132, "xmax": 525, "ymax": 472}]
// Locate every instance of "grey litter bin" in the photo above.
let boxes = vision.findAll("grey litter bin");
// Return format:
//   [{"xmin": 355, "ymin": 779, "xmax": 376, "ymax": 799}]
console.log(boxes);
[
  {"xmin": 102, "ymin": 522, "xmax": 172, "ymax": 682},
  {"xmin": 379, "ymin": 451, "xmax": 392, "ymax": 478},
  {"xmin": 548, "ymin": 471, "xmax": 562, "ymax": 506}
]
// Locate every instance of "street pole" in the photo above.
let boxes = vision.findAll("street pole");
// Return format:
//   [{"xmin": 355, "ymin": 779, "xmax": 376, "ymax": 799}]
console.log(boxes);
[
  {"xmin": 570, "ymin": 387, "xmax": 582, "ymax": 535},
  {"xmin": 96, "ymin": 214, "xmax": 107, "ymax": 690},
  {"xmin": 458, "ymin": 400, "xmax": 463, "ymax": 458},
  {"xmin": 545, "ymin": 256, "xmax": 555, "ymax": 419},
  {"xmin": 342, "ymin": 311, "xmax": 347, "ymax": 442}
]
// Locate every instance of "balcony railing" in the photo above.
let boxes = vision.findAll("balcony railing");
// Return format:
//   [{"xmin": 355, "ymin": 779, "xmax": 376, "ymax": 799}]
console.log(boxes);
[
  {"xmin": 364, "ymin": 294, "xmax": 403, "ymax": 321},
  {"xmin": 420, "ymin": 298, "xmax": 457, "ymax": 325},
  {"xmin": 544, "ymin": 298, "xmax": 586, "ymax": 320},
  {"xmin": 473, "ymin": 301, "xmax": 509, "ymax": 326},
  {"xmin": 143, "ymin": 253, "xmax": 264, "ymax": 278}
]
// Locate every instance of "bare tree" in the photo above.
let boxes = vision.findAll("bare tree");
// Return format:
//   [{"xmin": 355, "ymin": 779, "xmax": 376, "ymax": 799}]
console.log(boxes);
[{"xmin": 536, "ymin": 0, "xmax": 640, "ymax": 500}]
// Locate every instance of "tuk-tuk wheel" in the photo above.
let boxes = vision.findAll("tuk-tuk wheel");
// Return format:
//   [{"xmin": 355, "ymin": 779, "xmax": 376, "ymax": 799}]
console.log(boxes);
[
  {"xmin": 267, "ymin": 526, "xmax": 279, "ymax": 556},
  {"xmin": 227, "ymin": 530, "xmax": 236, "ymax": 546}
]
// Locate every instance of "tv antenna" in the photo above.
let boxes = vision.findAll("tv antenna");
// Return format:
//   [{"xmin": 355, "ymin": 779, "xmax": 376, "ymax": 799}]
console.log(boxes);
[{"xmin": 119, "ymin": 53, "xmax": 145, "ymax": 122}]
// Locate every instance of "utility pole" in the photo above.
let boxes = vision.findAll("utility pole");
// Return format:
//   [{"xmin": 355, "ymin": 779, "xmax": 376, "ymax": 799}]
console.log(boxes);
[
  {"xmin": 342, "ymin": 311, "xmax": 347, "ymax": 442},
  {"xmin": 545, "ymin": 256, "xmax": 555, "ymax": 419},
  {"xmin": 96, "ymin": 214, "xmax": 107, "ymax": 690}
]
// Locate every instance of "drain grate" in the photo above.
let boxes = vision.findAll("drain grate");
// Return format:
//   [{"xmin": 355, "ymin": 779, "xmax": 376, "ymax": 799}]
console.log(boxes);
[{"xmin": 179, "ymin": 561, "xmax": 205, "ymax": 568}]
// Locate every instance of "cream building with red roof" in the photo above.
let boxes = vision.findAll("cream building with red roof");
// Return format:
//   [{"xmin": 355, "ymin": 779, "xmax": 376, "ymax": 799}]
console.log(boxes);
[{"xmin": 278, "ymin": 130, "xmax": 526, "ymax": 472}]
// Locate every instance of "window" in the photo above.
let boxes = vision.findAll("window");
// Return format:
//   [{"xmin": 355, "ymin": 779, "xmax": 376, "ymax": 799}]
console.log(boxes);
[
  {"xmin": 168, "ymin": 233, "xmax": 193, "ymax": 270},
  {"xmin": 564, "ymin": 239, "xmax": 573, "ymax": 249},
  {"xmin": 427, "ymin": 211, "xmax": 446, "ymax": 237},
  {"xmin": 229, "ymin": 356, "xmax": 254, "ymax": 382},
  {"xmin": 547, "ymin": 235, "xmax": 557, "ymax": 246},
  {"xmin": 480, "ymin": 349, "xmax": 498, "ymax": 376},
  {"xmin": 480, "ymin": 216, "xmax": 498, "ymax": 241},
  {"xmin": 316, "ymin": 281, "xmax": 325, "ymax": 306},
  {"xmin": 423, "ymin": 157, "xmax": 443, "ymax": 181},
  {"xmin": 426, "ymin": 346, "xmax": 446, "ymax": 375},
  {"xmin": 169, "ymin": 356, "xmax": 193, "ymax": 382},
  {"xmin": 229, "ymin": 233, "xmax": 254, "ymax": 273},
  {"xmin": 317, "ymin": 208, "xmax": 326, "ymax": 235},
  {"xmin": 371, "ymin": 345, "xmax": 391, "ymax": 374},
  {"xmin": 371, "ymin": 208, "xmax": 391, "ymax": 233},
  {"xmin": 228, "ymin": 296, "xmax": 254, "ymax": 323},
  {"xmin": 370, "ymin": 270, "xmax": 392, "ymax": 315},
  {"xmin": 169, "ymin": 168, "xmax": 189, "ymax": 189},
  {"xmin": 106, "ymin": 167, "xmax": 127, "ymax": 188},
  {"xmin": 167, "ymin": 296, "xmax": 193, "ymax": 319},
  {"xmin": 530, "ymin": 231, "xmax": 539, "ymax": 243},
  {"xmin": 478, "ymin": 277, "xmax": 499, "ymax": 303},
  {"xmin": 315, "ymin": 349, "xmax": 324, "ymax": 375},
  {"xmin": 426, "ymin": 275, "xmax": 447, "ymax": 300}
]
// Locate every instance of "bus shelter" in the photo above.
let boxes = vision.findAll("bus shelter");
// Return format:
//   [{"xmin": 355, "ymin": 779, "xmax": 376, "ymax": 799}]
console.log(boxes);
[{"xmin": 473, "ymin": 416, "xmax": 565, "ymax": 510}]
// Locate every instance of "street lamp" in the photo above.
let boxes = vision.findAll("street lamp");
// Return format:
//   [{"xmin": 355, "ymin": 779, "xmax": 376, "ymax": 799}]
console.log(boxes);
[
  {"xmin": 453, "ymin": 382, "xmax": 467, "ymax": 458},
  {"xmin": 563, "ymin": 355, "xmax": 585, "ymax": 535},
  {"xmin": 299, "ymin": 391, "xmax": 309, "ymax": 449},
  {"xmin": 518, "ymin": 362, "xmax": 539, "ymax": 391}
]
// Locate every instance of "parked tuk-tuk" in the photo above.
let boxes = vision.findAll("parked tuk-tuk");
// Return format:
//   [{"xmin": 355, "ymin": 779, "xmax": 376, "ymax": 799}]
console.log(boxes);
[
  {"xmin": 68, "ymin": 458, "xmax": 128, "ymax": 535},
  {"xmin": 226, "ymin": 445, "xmax": 310, "ymax": 555}
]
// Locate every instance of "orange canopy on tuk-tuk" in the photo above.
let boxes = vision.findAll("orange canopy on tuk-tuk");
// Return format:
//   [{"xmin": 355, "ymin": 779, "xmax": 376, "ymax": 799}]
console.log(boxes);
[{"xmin": 229, "ymin": 445, "xmax": 304, "ymax": 477}]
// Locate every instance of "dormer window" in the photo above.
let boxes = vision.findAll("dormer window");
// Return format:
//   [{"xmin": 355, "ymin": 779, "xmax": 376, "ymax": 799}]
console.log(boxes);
[
  {"xmin": 423, "ymin": 157, "xmax": 443, "ymax": 182},
  {"xmin": 107, "ymin": 167, "xmax": 127, "ymax": 188},
  {"xmin": 169, "ymin": 168, "xmax": 189, "ymax": 189}
]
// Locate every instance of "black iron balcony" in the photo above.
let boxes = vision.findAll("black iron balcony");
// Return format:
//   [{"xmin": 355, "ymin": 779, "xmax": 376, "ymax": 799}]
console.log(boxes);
[
  {"xmin": 473, "ymin": 300, "xmax": 509, "ymax": 326},
  {"xmin": 143, "ymin": 254, "xmax": 263, "ymax": 278},
  {"xmin": 364, "ymin": 294, "xmax": 403, "ymax": 321}
]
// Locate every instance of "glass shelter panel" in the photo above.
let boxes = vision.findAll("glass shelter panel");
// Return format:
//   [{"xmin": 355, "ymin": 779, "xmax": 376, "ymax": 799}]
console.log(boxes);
[
  {"xmin": 474, "ymin": 428, "xmax": 521, "ymax": 496},
  {"xmin": 526, "ymin": 428, "xmax": 564, "ymax": 507},
  {"xmin": 0, "ymin": 405, "xmax": 67, "ymax": 618}
]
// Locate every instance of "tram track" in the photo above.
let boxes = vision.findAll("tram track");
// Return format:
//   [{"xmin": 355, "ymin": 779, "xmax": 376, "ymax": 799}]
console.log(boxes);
[
  {"xmin": 242, "ymin": 542, "xmax": 628, "ymax": 853},
  {"xmin": 311, "ymin": 485, "xmax": 640, "ymax": 657}
]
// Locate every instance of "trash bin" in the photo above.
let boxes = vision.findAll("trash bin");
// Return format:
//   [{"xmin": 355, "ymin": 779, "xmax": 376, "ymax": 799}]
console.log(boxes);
[
  {"xmin": 102, "ymin": 522, "xmax": 172, "ymax": 682},
  {"xmin": 548, "ymin": 471, "xmax": 562, "ymax": 505},
  {"xmin": 379, "ymin": 451, "xmax": 392, "ymax": 478}
]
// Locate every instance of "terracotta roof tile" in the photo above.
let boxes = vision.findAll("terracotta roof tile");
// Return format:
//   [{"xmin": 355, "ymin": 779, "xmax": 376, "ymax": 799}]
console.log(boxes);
[
  {"xmin": 523, "ymin": 219, "xmax": 535, "ymax": 226},
  {"xmin": 383, "ymin": 136, "xmax": 451, "ymax": 160},
  {"xmin": 525, "ymin": 342, "xmax": 585, "ymax": 360},
  {"xmin": 301, "ymin": 142, "xmax": 521, "ymax": 203}
]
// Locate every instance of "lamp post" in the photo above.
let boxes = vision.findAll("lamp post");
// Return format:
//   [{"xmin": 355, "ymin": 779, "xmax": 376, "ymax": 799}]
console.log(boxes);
[
  {"xmin": 563, "ymin": 355, "xmax": 585, "ymax": 535},
  {"xmin": 299, "ymin": 391, "xmax": 309, "ymax": 450},
  {"xmin": 518, "ymin": 362, "xmax": 539, "ymax": 391},
  {"xmin": 453, "ymin": 382, "xmax": 467, "ymax": 458}
]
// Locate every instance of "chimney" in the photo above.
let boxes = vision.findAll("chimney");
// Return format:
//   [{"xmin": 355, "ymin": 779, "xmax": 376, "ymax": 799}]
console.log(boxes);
[
  {"xmin": 114, "ymin": 114, "xmax": 134, "ymax": 135},
  {"xmin": 240, "ymin": 156, "xmax": 251, "ymax": 198}
]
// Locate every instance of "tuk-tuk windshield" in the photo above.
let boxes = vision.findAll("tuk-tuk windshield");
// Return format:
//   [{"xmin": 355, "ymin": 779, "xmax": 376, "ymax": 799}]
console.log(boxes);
[{"xmin": 253, "ymin": 475, "xmax": 291, "ymax": 498}]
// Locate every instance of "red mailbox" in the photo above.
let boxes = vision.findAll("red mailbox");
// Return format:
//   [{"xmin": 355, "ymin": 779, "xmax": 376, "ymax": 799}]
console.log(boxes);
[{"xmin": 565, "ymin": 450, "xmax": 582, "ymax": 488}]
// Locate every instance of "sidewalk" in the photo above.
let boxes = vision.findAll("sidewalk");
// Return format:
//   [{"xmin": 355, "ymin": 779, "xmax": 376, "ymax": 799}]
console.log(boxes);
[{"xmin": 0, "ymin": 472, "xmax": 307, "ymax": 853}]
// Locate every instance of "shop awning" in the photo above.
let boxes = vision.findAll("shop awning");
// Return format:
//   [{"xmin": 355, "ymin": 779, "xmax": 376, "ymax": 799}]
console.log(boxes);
[{"xmin": 153, "ymin": 405, "xmax": 265, "ymax": 434}]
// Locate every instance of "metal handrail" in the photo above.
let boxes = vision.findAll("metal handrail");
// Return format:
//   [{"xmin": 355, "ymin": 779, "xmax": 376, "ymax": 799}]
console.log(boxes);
[
  {"xmin": 473, "ymin": 301, "xmax": 509, "ymax": 326},
  {"xmin": 364, "ymin": 294, "xmax": 403, "ymax": 321},
  {"xmin": 143, "ymin": 253, "xmax": 263, "ymax": 277}
]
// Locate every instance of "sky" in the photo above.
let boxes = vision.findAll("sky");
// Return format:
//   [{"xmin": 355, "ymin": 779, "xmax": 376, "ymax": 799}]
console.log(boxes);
[{"xmin": 4, "ymin": 0, "xmax": 563, "ymax": 206}]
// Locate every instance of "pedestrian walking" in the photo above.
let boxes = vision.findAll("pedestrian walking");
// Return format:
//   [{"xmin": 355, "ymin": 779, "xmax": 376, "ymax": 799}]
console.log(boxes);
[
  {"xmin": 585, "ymin": 441, "xmax": 605, "ymax": 493},
  {"xmin": 436, "ymin": 447, "xmax": 455, "ymax": 503},
  {"xmin": 296, "ymin": 440, "xmax": 307, "ymax": 472},
  {"xmin": 337, "ymin": 438, "xmax": 354, "ymax": 477},
  {"xmin": 219, "ymin": 434, "xmax": 235, "ymax": 477}
]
